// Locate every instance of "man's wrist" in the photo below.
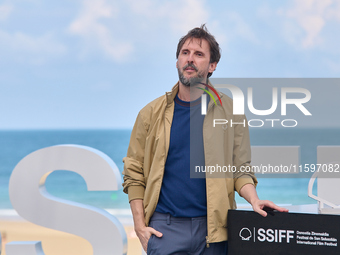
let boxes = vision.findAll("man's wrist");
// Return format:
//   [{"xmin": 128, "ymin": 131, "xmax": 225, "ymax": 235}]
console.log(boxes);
[
  {"xmin": 250, "ymin": 197, "xmax": 260, "ymax": 207},
  {"xmin": 134, "ymin": 223, "xmax": 146, "ymax": 232}
]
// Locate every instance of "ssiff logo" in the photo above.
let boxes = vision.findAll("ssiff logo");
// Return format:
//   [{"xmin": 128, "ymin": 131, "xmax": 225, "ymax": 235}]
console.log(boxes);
[
  {"xmin": 239, "ymin": 227, "xmax": 252, "ymax": 241},
  {"xmin": 239, "ymin": 227, "xmax": 295, "ymax": 243}
]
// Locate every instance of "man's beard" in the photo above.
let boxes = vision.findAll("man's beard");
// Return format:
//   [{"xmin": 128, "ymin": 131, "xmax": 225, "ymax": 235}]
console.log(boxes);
[{"xmin": 178, "ymin": 63, "xmax": 207, "ymax": 87}]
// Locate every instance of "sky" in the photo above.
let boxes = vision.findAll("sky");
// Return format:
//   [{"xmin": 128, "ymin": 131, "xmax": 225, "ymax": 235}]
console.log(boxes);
[{"xmin": 1, "ymin": 0, "xmax": 340, "ymax": 129}]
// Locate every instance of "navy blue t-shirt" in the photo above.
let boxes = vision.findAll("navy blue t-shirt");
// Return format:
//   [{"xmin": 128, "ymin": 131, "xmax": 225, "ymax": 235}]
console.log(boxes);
[{"xmin": 155, "ymin": 94, "xmax": 207, "ymax": 217}]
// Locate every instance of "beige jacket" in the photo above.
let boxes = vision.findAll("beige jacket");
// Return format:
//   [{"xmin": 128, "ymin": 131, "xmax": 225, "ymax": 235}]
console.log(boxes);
[{"xmin": 123, "ymin": 82, "xmax": 258, "ymax": 243}]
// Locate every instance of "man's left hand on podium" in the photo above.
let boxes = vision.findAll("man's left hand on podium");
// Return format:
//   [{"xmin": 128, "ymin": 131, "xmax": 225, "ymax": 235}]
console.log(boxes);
[
  {"xmin": 239, "ymin": 183, "xmax": 289, "ymax": 217},
  {"xmin": 251, "ymin": 199, "xmax": 289, "ymax": 217}
]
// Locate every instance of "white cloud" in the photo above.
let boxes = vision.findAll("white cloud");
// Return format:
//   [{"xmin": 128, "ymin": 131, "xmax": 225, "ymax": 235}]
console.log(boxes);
[
  {"xmin": 163, "ymin": 0, "xmax": 209, "ymax": 35},
  {"xmin": 280, "ymin": 0, "xmax": 340, "ymax": 49},
  {"xmin": 125, "ymin": 0, "xmax": 209, "ymax": 35},
  {"xmin": 0, "ymin": 30, "xmax": 66, "ymax": 65},
  {"xmin": 68, "ymin": 0, "xmax": 133, "ymax": 62},
  {"xmin": 0, "ymin": 4, "xmax": 13, "ymax": 21},
  {"xmin": 68, "ymin": 0, "xmax": 219, "ymax": 62}
]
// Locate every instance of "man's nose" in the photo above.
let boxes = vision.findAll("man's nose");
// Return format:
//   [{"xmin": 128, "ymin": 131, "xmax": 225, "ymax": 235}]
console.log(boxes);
[{"xmin": 187, "ymin": 53, "xmax": 194, "ymax": 63}]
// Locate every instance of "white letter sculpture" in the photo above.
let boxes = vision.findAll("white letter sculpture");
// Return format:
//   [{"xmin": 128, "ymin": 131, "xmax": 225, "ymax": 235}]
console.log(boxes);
[{"xmin": 7, "ymin": 145, "xmax": 127, "ymax": 255}]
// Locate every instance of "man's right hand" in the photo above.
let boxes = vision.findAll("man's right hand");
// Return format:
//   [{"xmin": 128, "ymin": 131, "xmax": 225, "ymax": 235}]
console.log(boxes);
[{"xmin": 135, "ymin": 226, "xmax": 163, "ymax": 252}]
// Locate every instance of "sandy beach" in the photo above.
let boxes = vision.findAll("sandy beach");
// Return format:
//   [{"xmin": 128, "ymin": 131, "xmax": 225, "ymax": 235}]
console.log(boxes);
[{"xmin": 0, "ymin": 219, "xmax": 142, "ymax": 255}]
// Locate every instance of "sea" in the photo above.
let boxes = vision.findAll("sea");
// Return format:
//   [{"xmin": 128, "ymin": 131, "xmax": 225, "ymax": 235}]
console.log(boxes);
[{"xmin": 0, "ymin": 128, "xmax": 339, "ymax": 213}]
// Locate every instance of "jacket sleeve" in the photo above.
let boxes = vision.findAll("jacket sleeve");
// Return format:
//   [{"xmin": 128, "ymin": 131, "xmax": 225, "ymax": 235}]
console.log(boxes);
[
  {"xmin": 232, "ymin": 114, "xmax": 258, "ymax": 194},
  {"xmin": 122, "ymin": 112, "xmax": 148, "ymax": 202}
]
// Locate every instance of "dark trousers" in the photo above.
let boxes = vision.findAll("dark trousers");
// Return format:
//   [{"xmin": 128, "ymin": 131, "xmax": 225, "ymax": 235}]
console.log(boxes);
[{"xmin": 147, "ymin": 212, "xmax": 228, "ymax": 255}]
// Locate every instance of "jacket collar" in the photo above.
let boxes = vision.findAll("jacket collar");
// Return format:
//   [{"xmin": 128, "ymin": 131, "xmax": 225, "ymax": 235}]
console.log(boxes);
[{"xmin": 166, "ymin": 82, "xmax": 179, "ymax": 106}]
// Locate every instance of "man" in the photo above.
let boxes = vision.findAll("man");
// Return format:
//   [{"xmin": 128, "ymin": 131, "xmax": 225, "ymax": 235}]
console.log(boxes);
[{"xmin": 123, "ymin": 25, "xmax": 288, "ymax": 254}]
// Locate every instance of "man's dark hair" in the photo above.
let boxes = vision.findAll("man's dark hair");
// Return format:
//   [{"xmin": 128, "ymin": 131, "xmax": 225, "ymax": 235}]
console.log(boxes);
[{"xmin": 176, "ymin": 24, "xmax": 221, "ymax": 77}]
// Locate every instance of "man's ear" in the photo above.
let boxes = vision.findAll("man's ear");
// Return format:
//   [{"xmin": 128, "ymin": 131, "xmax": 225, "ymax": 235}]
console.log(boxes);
[
  {"xmin": 176, "ymin": 61, "xmax": 178, "ymax": 69},
  {"xmin": 209, "ymin": 62, "xmax": 217, "ymax": 73}
]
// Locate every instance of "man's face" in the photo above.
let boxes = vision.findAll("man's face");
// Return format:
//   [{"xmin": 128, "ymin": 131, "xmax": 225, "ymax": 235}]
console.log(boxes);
[{"xmin": 176, "ymin": 38, "xmax": 217, "ymax": 87}]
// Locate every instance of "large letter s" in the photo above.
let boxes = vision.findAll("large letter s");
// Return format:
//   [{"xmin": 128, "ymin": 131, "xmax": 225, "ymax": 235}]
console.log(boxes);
[{"xmin": 7, "ymin": 145, "xmax": 127, "ymax": 255}]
